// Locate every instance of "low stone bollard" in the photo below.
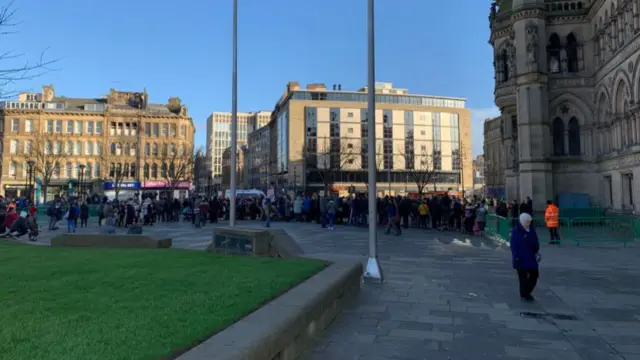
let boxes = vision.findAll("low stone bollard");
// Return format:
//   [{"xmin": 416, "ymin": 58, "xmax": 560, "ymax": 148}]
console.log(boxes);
[{"xmin": 207, "ymin": 227, "xmax": 304, "ymax": 258}]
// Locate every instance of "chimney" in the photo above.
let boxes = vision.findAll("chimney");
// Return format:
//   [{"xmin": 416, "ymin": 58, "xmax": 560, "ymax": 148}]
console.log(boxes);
[
  {"xmin": 332, "ymin": 84, "xmax": 336, "ymax": 90},
  {"xmin": 168, "ymin": 97, "xmax": 182, "ymax": 113},
  {"xmin": 338, "ymin": 84, "xmax": 342, "ymax": 91},
  {"xmin": 42, "ymin": 85, "xmax": 55, "ymax": 101}
]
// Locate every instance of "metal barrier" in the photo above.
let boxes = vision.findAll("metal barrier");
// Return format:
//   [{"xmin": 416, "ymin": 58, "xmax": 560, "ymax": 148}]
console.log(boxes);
[
  {"xmin": 569, "ymin": 217, "xmax": 635, "ymax": 246},
  {"xmin": 485, "ymin": 214, "xmax": 637, "ymax": 246}
]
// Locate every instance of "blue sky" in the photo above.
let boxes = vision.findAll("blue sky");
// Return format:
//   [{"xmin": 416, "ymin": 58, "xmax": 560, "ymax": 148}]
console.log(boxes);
[{"xmin": 6, "ymin": 0, "xmax": 498, "ymax": 156}]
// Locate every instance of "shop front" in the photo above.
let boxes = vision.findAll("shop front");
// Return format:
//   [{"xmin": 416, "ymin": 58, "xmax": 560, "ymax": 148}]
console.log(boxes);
[
  {"xmin": 3, "ymin": 184, "xmax": 29, "ymax": 200},
  {"xmin": 104, "ymin": 181, "xmax": 142, "ymax": 201},
  {"xmin": 143, "ymin": 181, "xmax": 191, "ymax": 200}
]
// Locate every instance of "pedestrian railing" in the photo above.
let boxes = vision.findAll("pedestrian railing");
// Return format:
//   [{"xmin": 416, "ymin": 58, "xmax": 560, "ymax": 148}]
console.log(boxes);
[{"xmin": 486, "ymin": 214, "xmax": 638, "ymax": 246}]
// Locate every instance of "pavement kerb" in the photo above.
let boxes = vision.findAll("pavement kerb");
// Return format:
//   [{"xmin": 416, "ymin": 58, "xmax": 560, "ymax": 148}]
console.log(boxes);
[{"xmin": 176, "ymin": 260, "xmax": 363, "ymax": 360}]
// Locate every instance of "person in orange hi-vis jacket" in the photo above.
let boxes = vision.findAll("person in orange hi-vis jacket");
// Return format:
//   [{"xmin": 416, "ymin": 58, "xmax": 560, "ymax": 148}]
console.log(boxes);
[{"xmin": 544, "ymin": 200, "xmax": 560, "ymax": 245}]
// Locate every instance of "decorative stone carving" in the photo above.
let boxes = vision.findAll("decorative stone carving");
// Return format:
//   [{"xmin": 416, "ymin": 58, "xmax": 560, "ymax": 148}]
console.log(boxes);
[
  {"xmin": 526, "ymin": 25, "xmax": 539, "ymax": 70},
  {"xmin": 549, "ymin": 56, "xmax": 560, "ymax": 73},
  {"xmin": 507, "ymin": 43, "xmax": 517, "ymax": 78},
  {"xmin": 628, "ymin": 61, "xmax": 634, "ymax": 73}
]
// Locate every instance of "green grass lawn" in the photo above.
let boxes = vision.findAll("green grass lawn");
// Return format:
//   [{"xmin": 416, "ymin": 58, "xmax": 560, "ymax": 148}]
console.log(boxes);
[{"xmin": 0, "ymin": 242, "xmax": 326, "ymax": 360}]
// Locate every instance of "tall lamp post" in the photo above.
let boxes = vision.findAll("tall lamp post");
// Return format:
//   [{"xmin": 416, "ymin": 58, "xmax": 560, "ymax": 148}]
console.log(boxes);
[
  {"xmin": 79, "ymin": 164, "xmax": 86, "ymax": 201},
  {"xmin": 229, "ymin": 0, "xmax": 238, "ymax": 226},
  {"xmin": 26, "ymin": 160, "xmax": 35, "ymax": 204},
  {"xmin": 364, "ymin": 0, "xmax": 383, "ymax": 283}
]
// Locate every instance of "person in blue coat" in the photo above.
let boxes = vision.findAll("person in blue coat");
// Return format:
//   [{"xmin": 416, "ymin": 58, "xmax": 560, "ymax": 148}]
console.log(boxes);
[{"xmin": 510, "ymin": 212, "xmax": 540, "ymax": 302}]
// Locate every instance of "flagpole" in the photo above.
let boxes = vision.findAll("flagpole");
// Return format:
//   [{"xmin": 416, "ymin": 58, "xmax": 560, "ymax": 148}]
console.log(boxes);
[
  {"xmin": 229, "ymin": 0, "xmax": 238, "ymax": 227},
  {"xmin": 364, "ymin": 0, "xmax": 383, "ymax": 283}
]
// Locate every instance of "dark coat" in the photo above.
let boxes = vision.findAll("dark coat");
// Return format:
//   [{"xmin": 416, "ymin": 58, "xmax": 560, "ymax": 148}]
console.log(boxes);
[{"xmin": 510, "ymin": 222, "xmax": 540, "ymax": 269}]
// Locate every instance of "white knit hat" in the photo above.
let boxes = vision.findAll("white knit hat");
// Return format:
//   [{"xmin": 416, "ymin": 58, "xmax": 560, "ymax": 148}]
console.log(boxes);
[{"xmin": 519, "ymin": 212, "xmax": 532, "ymax": 223}]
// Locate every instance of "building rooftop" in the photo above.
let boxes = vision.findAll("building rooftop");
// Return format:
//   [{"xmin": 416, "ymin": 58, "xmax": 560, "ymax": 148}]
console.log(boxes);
[{"xmin": 0, "ymin": 85, "xmax": 190, "ymax": 117}]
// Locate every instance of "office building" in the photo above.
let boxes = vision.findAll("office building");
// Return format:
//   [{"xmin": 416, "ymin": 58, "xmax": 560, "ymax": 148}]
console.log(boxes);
[
  {"xmin": 258, "ymin": 81, "xmax": 472, "ymax": 195},
  {"xmin": 206, "ymin": 111, "xmax": 271, "ymax": 185}
]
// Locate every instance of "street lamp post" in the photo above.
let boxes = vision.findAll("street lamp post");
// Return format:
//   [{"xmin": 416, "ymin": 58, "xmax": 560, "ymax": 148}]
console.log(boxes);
[
  {"xmin": 79, "ymin": 165, "xmax": 86, "ymax": 201},
  {"xmin": 229, "ymin": 0, "xmax": 238, "ymax": 227},
  {"xmin": 364, "ymin": 0, "xmax": 383, "ymax": 284},
  {"xmin": 27, "ymin": 160, "xmax": 35, "ymax": 204}
]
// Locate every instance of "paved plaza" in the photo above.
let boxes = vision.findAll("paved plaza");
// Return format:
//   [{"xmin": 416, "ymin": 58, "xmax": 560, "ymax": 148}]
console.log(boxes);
[{"xmin": 23, "ymin": 219, "xmax": 640, "ymax": 359}]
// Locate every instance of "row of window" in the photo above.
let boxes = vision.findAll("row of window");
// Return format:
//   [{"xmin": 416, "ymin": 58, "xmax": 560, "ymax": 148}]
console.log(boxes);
[
  {"xmin": 0, "ymin": 101, "xmax": 105, "ymax": 111},
  {"xmin": 140, "ymin": 143, "xmax": 188, "ymax": 157},
  {"xmin": 5, "ymin": 161, "xmax": 185, "ymax": 181},
  {"xmin": 9, "ymin": 139, "xmax": 104, "ymax": 156},
  {"xmin": 291, "ymin": 92, "xmax": 466, "ymax": 109},
  {"xmin": 9, "ymin": 119, "xmax": 104, "ymax": 135},
  {"xmin": 7, "ymin": 161, "xmax": 102, "ymax": 179},
  {"xmin": 8, "ymin": 118, "xmax": 188, "ymax": 138},
  {"xmin": 141, "ymin": 122, "xmax": 188, "ymax": 138}
]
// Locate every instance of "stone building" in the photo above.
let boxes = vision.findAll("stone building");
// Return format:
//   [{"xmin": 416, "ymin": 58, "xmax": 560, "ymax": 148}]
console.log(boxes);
[
  {"xmin": 488, "ymin": 0, "xmax": 640, "ymax": 211},
  {"xmin": 246, "ymin": 124, "xmax": 271, "ymax": 188},
  {"xmin": 484, "ymin": 116, "xmax": 507, "ymax": 197},
  {"xmin": 221, "ymin": 145, "xmax": 246, "ymax": 189},
  {"xmin": 0, "ymin": 85, "xmax": 195, "ymax": 201}
]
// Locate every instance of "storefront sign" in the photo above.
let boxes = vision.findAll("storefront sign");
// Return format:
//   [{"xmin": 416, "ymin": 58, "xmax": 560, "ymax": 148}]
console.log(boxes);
[
  {"xmin": 104, "ymin": 181, "xmax": 141, "ymax": 190},
  {"xmin": 4, "ymin": 184, "xmax": 27, "ymax": 190},
  {"xmin": 143, "ymin": 181, "xmax": 191, "ymax": 189}
]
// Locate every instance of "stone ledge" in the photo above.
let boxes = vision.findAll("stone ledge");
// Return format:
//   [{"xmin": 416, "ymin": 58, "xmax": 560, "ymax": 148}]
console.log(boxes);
[
  {"xmin": 50, "ymin": 234, "xmax": 172, "ymax": 249},
  {"xmin": 176, "ymin": 260, "xmax": 362, "ymax": 360}
]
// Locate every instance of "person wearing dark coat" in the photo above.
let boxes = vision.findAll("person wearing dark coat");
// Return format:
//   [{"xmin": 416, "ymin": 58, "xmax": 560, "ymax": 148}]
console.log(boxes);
[{"xmin": 510, "ymin": 212, "xmax": 540, "ymax": 302}]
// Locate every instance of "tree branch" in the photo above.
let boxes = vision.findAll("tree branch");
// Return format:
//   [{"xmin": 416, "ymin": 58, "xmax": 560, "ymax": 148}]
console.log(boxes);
[{"xmin": 0, "ymin": 1, "xmax": 60, "ymax": 100}]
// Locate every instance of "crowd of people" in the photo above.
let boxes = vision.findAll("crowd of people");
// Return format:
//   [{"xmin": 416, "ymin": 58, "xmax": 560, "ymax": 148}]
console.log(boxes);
[{"xmin": 0, "ymin": 188, "xmax": 560, "ymax": 306}]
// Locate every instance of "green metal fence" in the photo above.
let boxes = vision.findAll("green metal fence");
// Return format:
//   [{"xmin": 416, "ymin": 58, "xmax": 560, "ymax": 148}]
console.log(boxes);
[{"xmin": 486, "ymin": 213, "xmax": 638, "ymax": 246}]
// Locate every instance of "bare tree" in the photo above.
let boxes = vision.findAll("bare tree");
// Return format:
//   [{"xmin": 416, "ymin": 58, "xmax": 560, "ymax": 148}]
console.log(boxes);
[
  {"xmin": 98, "ymin": 156, "xmax": 128, "ymax": 200},
  {"xmin": 159, "ymin": 144, "xmax": 197, "ymax": 199},
  {"xmin": 302, "ymin": 137, "xmax": 359, "ymax": 192},
  {"xmin": 0, "ymin": 2, "xmax": 58, "ymax": 99},
  {"xmin": 362, "ymin": 142, "xmax": 385, "ymax": 192},
  {"xmin": 24, "ymin": 133, "xmax": 68, "ymax": 202},
  {"xmin": 400, "ymin": 150, "xmax": 442, "ymax": 197}
]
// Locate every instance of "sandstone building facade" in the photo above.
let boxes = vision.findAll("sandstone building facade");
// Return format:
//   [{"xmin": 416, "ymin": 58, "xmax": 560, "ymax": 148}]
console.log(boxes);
[
  {"xmin": 488, "ymin": 0, "xmax": 640, "ymax": 211},
  {"xmin": 0, "ymin": 85, "xmax": 195, "ymax": 202}
]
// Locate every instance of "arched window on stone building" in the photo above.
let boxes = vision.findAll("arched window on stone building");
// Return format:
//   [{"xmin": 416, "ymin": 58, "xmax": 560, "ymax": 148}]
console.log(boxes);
[
  {"xmin": 568, "ymin": 117, "xmax": 581, "ymax": 155},
  {"xmin": 553, "ymin": 117, "xmax": 565, "ymax": 155},
  {"xmin": 500, "ymin": 49, "xmax": 509, "ymax": 82},
  {"xmin": 143, "ymin": 163, "xmax": 150, "ymax": 179},
  {"xmin": 548, "ymin": 33, "xmax": 562, "ymax": 73},
  {"xmin": 566, "ymin": 33, "xmax": 579, "ymax": 73}
]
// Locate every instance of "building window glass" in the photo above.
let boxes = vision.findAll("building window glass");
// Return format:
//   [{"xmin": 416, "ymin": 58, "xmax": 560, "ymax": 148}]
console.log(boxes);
[
  {"xmin": 383, "ymin": 110, "xmax": 393, "ymax": 170},
  {"xmin": 552, "ymin": 117, "xmax": 565, "ymax": 155},
  {"xmin": 276, "ymin": 108, "xmax": 289, "ymax": 173},
  {"xmin": 329, "ymin": 108, "xmax": 341, "ymax": 169},
  {"xmin": 432, "ymin": 112, "xmax": 442, "ymax": 170},
  {"xmin": 404, "ymin": 111, "xmax": 414, "ymax": 170}
]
